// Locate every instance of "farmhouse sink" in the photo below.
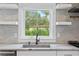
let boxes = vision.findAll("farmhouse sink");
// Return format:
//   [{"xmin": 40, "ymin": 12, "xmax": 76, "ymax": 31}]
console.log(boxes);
[{"xmin": 22, "ymin": 44, "xmax": 50, "ymax": 48}]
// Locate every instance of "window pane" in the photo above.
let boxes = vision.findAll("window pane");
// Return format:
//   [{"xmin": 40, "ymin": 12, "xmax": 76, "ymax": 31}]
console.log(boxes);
[{"xmin": 25, "ymin": 10, "xmax": 49, "ymax": 36}]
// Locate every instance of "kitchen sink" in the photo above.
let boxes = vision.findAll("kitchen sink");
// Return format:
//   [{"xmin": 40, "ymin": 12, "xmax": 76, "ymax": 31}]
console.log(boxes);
[{"xmin": 22, "ymin": 44, "xmax": 50, "ymax": 48}]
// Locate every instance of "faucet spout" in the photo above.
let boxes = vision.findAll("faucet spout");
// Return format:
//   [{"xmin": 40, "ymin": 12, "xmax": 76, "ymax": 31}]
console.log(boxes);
[{"xmin": 35, "ymin": 27, "xmax": 39, "ymax": 45}]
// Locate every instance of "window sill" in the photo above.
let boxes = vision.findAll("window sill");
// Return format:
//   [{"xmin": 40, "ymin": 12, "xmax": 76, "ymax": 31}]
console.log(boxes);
[{"xmin": 18, "ymin": 39, "xmax": 56, "ymax": 43}]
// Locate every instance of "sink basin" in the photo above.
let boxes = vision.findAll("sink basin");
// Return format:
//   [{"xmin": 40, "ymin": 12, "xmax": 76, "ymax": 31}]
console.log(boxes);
[{"xmin": 23, "ymin": 44, "xmax": 50, "ymax": 48}]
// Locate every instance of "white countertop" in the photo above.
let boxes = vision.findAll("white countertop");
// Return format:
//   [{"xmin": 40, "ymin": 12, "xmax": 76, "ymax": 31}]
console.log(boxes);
[
  {"xmin": 50, "ymin": 44, "xmax": 79, "ymax": 50},
  {"xmin": 0, "ymin": 44, "xmax": 78, "ymax": 50}
]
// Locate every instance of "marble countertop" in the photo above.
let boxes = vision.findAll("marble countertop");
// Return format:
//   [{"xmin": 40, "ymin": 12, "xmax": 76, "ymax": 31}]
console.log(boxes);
[{"xmin": 0, "ymin": 44, "xmax": 78, "ymax": 51}]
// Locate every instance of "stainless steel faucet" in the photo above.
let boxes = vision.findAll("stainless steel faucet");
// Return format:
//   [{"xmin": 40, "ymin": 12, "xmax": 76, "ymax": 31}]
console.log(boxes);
[{"xmin": 35, "ymin": 27, "xmax": 39, "ymax": 45}]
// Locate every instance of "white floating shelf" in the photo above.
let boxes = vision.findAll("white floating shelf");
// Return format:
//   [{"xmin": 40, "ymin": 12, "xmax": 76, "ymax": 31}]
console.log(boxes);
[
  {"xmin": 56, "ymin": 4, "xmax": 72, "ymax": 9},
  {"xmin": 0, "ymin": 21, "xmax": 18, "ymax": 25},
  {"xmin": 0, "ymin": 21, "xmax": 72, "ymax": 26},
  {"xmin": 0, "ymin": 4, "xmax": 18, "ymax": 9},
  {"xmin": 56, "ymin": 22, "xmax": 72, "ymax": 25}
]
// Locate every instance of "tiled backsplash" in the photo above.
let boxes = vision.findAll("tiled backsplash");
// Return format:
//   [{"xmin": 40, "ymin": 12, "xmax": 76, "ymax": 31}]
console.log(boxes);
[
  {"xmin": 0, "ymin": 25, "xmax": 18, "ymax": 43},
  {"xmin": 0, "ymin": 9, "xmax": 18, "ymax": 21},
  {"xmin": 56, "ymin": 18, "xmax": 79, "ymax": 43},
  {"xmin": 0, "ymin": 9, "xmax": 18, "ymax": 43}
]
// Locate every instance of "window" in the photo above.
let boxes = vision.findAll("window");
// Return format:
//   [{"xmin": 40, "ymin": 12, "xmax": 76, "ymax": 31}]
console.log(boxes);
[
  {"xmin": 25, "ymin": 10, "xmax": 49, "ymax": 36},
  {"xmin": 19, "ymin": 4, "xmax": 56, "ymax": 40}
]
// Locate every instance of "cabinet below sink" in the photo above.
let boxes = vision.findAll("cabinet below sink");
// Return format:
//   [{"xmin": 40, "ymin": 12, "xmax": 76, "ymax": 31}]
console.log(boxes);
[
  {"xmin": 17, "ymin": 50, "xmax": 56, "ymax": 56},
  {"xmin": 17, "ymin": 50, "xmax": 79, "ymax": 56}
]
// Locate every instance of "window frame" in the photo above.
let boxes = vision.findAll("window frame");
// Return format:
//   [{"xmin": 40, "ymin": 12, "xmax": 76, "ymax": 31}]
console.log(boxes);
[{"xmin": 18, "ymin": 4, "xmax": 56, "ymax": 40}]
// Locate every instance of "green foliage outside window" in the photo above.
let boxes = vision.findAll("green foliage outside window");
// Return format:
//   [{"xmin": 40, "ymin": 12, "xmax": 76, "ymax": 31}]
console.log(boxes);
[{"xmin": 25, "ymin": 10, "xmax": 49, "ymax": 36}]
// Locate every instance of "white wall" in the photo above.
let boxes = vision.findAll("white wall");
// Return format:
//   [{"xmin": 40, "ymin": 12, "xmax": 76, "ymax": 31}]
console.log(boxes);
[{"xmin": 19, "ymin": 3, "xmax": 56, "ymax": 9}]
